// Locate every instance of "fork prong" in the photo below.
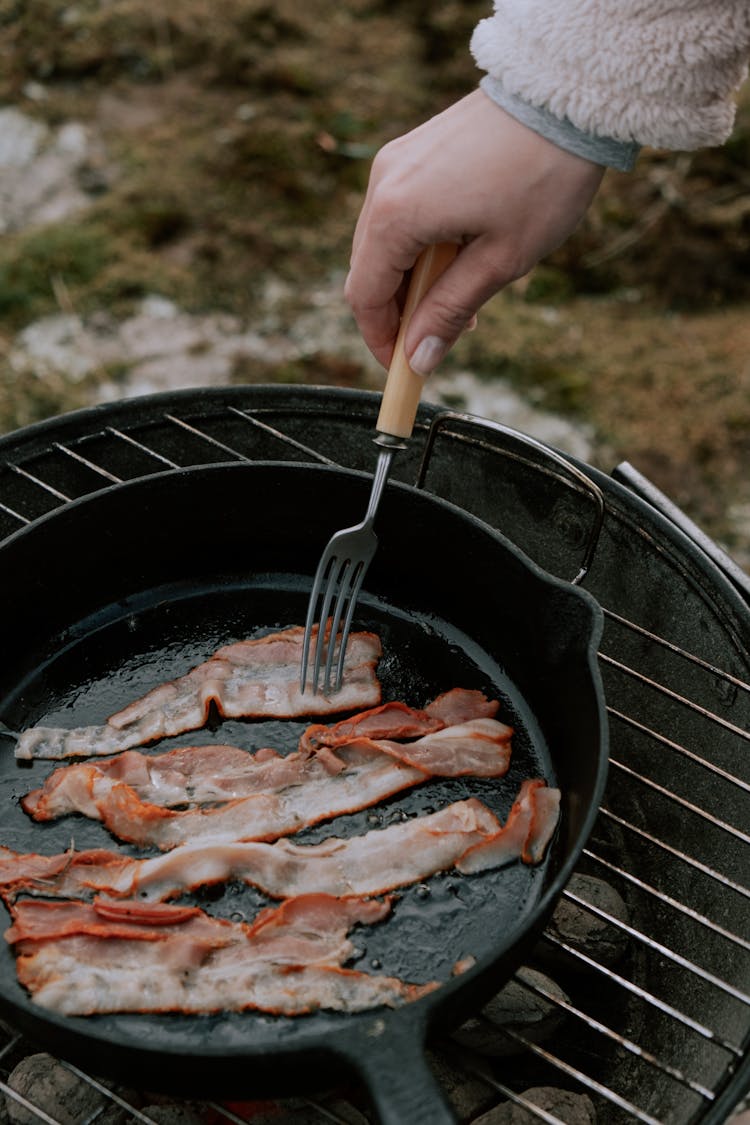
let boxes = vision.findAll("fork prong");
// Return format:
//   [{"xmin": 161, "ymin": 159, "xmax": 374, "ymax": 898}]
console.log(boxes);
[
  {"xmin": 300, "ymin": 577, "xmax": 320, "ymax": 695},
  {"xmin": 310, "ymin": 558, "xmax": 339, "ymax": 688},
  {"xmin": 303, "ymin": 545, "xmax": 358, "ymax": 696},
  {"xmin": 313, "ymin": 555, "xmax": 351, "ymax": 693},
  {"xmin": 300, "ymin": 551, "xmax": 335, "ymax": 694},
  {"xmin": 326, "ymin": 558, "xmax": 369, "ymax": 694},
  {"xmin": 322, "ymin": 557, "xmax": 353, "ymax": 692}
]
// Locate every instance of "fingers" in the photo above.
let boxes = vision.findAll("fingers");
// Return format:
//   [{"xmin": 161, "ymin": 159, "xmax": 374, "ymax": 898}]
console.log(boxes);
[
  {"xmin": 346, "ymin": 136, "xmax": 442, "ymax": 365},
  {"xmin": 348, "ymin": 236, "xmax": 514, "ymax": 375},
  {"xmin": 346, "ymin": 291, "xmax": 401, "ymax": 369},
  {"xmin": 404, "ymin": 238, "xmax": 515, "ymax": 374},
  {"xmin": 345, "ymin": 227, "xmax": 428, "ymax": 368}
]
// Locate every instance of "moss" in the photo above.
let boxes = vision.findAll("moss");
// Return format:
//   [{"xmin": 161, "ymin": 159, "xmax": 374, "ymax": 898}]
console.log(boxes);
[
  {"xmin": 0, "ymin": 222, "xmax": 111, "ymax": 324},
  {"xmin": 106, "ymin": 193, "xmax": 192, "ymax": 248},
  {"xmin": 0, "ymin": 208, "xmax": 200, "ymax": 328},
  {"xmin": 0, "ymin": 362, "xmax": 97, "ymax": 435},
  {"xmin": 523, "ymin": 267, "xmax": 576, "ymax": 304}
]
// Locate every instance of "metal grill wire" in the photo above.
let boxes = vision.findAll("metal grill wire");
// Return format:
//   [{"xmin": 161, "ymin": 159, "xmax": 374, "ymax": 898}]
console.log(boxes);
[{"xmin": 0, "ymin": 396, "xmax": 747, "ymax": 1125}]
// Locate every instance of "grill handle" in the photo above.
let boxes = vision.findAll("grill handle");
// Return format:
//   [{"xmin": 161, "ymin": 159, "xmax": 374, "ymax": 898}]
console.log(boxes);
[
  {"xmin": 612, "ymin": 461, "xmax": 750, "ymax": 607},
  {"xmin": 417, "ymin": 411, "xmax": 606, "ymax": 586}
]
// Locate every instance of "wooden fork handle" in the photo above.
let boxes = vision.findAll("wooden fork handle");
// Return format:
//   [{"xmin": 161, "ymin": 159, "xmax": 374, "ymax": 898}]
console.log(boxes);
[{"xmin": 375, "ymin": 242, "xmax": 459, "ymax": 442}]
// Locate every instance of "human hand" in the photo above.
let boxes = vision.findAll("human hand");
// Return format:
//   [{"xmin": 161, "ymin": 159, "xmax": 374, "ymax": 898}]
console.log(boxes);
[{"xmin": 345, "ymin": 89, "xmax": 605, "ymax": 373}]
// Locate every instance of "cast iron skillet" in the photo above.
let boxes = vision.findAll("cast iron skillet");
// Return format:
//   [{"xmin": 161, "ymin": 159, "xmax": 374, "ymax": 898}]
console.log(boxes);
[{"xmin": 0, "ymin": 461, "xmax": 608, "ymax": 1124}]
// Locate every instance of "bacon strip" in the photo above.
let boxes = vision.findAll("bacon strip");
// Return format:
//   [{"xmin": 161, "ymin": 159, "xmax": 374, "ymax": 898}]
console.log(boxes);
[
  {"xmin": 300, "ymin": 688, "xmax": 501, "ymax": 753},
  {"xmin": 15, "ymin": 625, "xmax": 382, "ymax": 761},
  {"xmin": 456, "ymin": 780, "xmax": 562, "ymax": 873},
  {"xmin": 6, "ymin": 894, "xmax": 383, "ymax": 959},
  {"xmin": 7, "ymin": 895, "xmax": 435, "ymax": 1016},
  {"xmin": 0, "ymin": 799, "xmax": 501, "ymax": 902},
  {"xmin": 22, "ymin": 691, "xmax": 510, "ymax": 821},
  {"xmin": 21, "ymin": 744, "xmax": 285, "ymax": 819},
  {"xmin": 21, "ymin": 718, "xmax": 513, "ymax": 850},
  {"xmin": 0, "ymin": 787, "xmax": 557, "ymax": 906}
]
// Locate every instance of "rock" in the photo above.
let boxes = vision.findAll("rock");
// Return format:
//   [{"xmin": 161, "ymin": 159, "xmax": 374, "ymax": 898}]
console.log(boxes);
[
  {"xmin": 7, "ymin": 294, "xmax": 299, "ymax": 399},
  {"xmin": 0, "ymin": 107, "xmax": 106, "ymax": 234},
  {"xmin": 471, "ymin": 1085, "xmax": 596, "ymax": 1124},
  {"xmin": 10, "ymin": 314, "xmax": 98, "ymax": 381},
  {"xmin": 5, "ymin": 1053, "xmax": 127, "ymax": 1125},
  {"xmin": 426, "ymin": 1049, "xmax": 496, "ymax": 1124},
  {"xmin": 451, "ymin": 967, "xmax": 568, "ymax": 1057},
  {"xmin": 544, "ymin": 873, "xmax": 630, "ymax": 969}
]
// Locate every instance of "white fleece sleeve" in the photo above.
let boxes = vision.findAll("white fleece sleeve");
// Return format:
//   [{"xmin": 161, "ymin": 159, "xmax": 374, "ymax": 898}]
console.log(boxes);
[{"xmin": 470, "ymin": 0, "xmax": 750, "ymax": 152}]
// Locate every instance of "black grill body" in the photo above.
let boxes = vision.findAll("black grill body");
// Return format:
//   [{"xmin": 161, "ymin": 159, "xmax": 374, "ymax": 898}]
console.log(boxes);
[{"xmin": 0, "ymin": 385, "xmax": 748, "ymax": 1124}]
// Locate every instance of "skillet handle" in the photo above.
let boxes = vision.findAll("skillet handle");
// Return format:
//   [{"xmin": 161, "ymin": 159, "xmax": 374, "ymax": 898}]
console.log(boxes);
[
  {"xmin": 416, "ymin": 411, "xmax": 606, "ymax": 586},
  {"xmin": 376, "ymin": 242, "xmax": 459, "ymax": 442},
  {"xmin": 338, "ymin": 1020, "xmax": 456, "ymax": 1125}
]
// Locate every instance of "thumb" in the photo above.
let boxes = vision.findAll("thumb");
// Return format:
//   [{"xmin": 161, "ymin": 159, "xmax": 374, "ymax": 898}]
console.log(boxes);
[{"xmin": 405, "ymin": 239, "xmax": 511, "ymax": 375}]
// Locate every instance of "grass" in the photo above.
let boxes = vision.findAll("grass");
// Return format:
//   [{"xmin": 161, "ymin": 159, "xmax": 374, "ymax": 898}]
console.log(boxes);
[{"xmin": 0, "ymin": 0, "xmax": 749, "ymax": 560}]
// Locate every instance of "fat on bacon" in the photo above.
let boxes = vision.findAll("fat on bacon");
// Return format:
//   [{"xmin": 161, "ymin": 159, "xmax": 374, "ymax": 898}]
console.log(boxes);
[
  {"xmin": 21, "ymin": 717, "xmax": 514, "ymax": 851},
  {"xmin": 0, "ymin": 786, "xmax": 560, "ymax": 905},
  {"xmin": 6, "ymin": 894, "xmax": 436, "ymax": 1016},
  {"xmin": 14, "ymin": 625, "xmax": 383, "ymax": 761}
]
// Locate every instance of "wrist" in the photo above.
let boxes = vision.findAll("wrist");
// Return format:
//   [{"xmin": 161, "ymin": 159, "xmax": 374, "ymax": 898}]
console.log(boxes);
[{"xmin": 479, "ymin": 77, "xmax": 641, "ymax": 173}]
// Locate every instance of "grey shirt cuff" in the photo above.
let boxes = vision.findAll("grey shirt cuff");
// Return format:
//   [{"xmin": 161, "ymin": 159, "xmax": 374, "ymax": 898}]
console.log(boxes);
[{"xmin": 480, "ymin": 76, "xmax": 641, "ymax": 173}]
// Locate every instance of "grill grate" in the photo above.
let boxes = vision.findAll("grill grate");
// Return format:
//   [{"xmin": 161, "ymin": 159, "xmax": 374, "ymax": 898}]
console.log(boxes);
[{"xmin": 0, "ymin": 386, "xmax": 748, "ymax": 1125}]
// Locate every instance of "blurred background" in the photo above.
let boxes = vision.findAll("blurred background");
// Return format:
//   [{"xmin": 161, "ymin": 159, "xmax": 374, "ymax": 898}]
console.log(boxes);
[{"xmin": 0, "ymin": 0, "xmax": 749, "ymax": 567}]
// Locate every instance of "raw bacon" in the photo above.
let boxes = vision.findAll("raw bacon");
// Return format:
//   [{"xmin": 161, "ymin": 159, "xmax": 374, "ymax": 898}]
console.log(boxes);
[
  {"xmin": 42, "ymin": 744, "xmax": 423, "ymax": 850},
  {"xmin": 21, "ymin": 744, "xmax": 286, "ymax": 819},
  {"xmin": 0, "ymin": 798, "xmax": 501, "ymax": 902},
  {"xmin": 14, "ymin": 625, "xmax": 382, "ymax": 761},
  {"xmin": 300, "ymin": 688, "xmax": 501, "ymax": 753},
  {"xmin": 21, "ymin": 718, "xmax": 513, "ymax": 850},
  {"xmin": 374, "ymin": 718, "xmax": 512, "ymax": 778},
  {"xmin": 6, "ymin": 894, "xmax": 384, "ymax": 959},
  {"xmin": 0, "ymin": 846, "xmax": 132, "ymax": 903},
  {"xmin": 0, "ymin": 788, "xmax": 557, "ymax": 906},
  {"xmin": 6, "ymin": 895, "xmax": 436, "ymax": 1016},
  {"xmin": 22, "ymin": 691, "xmax": 511, "ymax": 818},
  {"xmin": 456, "ymin": 780, "xmax": 561, "ymax": 873}
]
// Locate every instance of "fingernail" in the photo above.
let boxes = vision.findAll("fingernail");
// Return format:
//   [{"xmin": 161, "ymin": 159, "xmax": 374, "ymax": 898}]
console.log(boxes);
[{"xmin": 410, "ymin": 336, "xmax": 448, "ymax": 376}]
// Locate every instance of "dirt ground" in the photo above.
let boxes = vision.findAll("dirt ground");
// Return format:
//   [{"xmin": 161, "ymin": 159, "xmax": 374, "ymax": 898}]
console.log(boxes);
[{"xmin": 1, "ymin": 0, "xmax": 749, "ymax": 564}]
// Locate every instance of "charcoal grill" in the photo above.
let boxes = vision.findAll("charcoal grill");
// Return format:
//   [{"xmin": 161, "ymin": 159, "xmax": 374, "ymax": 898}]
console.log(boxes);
[{"xmin": 0, "ymin": 384, "xmax": 748, "ymax": 1125}]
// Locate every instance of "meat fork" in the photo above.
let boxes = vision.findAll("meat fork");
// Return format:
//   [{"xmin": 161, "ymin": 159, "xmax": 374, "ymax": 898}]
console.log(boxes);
[{"xmin": 300, "ymin": 242, "xmax": 458, "ymax": 695}]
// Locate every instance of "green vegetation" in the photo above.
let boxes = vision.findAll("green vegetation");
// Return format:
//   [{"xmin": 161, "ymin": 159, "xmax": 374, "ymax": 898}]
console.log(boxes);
[{"xmin": 0, "ymin": 1, "xmax": 748, "ymax": 554}]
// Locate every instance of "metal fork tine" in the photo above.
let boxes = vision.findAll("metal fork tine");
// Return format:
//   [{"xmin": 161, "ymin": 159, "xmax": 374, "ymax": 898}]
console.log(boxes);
[
  {"xmin": 301, "ymin": 554, "xmax": 334, "ymax": 693},
  {"xmin": 300, "ymin": 449, "xmax": 394, "ymax": 696},
  {"xmin": 320, "ymin": 556, "xmax": 353, "ymax": 691},
  {"xmin": 323, "ymin": 559, "xmax": 352, "ymax": 693},
  {"xmin": 329, "ymin": 560, "xmax": 368, "ymax": 693},
  {"xmin": 323, "ymin": 558, "xmax": 368, "ymax": 695},
  {"xmin": 311, "ymin": 557, "xmax": 341, "ymax": 693}
]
